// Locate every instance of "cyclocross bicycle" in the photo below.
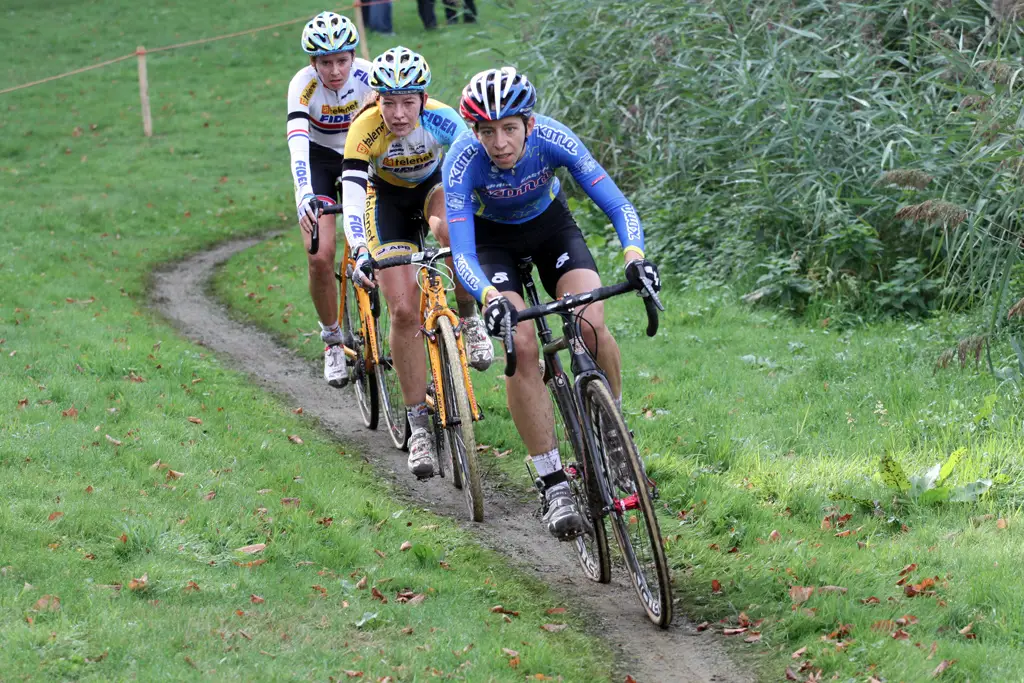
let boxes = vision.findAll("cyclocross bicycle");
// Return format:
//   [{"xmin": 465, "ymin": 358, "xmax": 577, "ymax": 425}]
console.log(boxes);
[
  {"xmin": 373, "ymin": 247, "xmax": 486, "ymax": 522},
  {"xmin": 311, "ymin": 201, "xmax": 409, "ymax": 449},
  {"xmin": 500, "ymin": 258, "xmax": 672, "ymax": 627}
]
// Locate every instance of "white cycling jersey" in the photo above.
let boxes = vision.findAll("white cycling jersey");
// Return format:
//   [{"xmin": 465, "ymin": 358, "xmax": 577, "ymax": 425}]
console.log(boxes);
[{"xmin": 285, "ymin": 60, "xmax": 373, "ymax": 206}]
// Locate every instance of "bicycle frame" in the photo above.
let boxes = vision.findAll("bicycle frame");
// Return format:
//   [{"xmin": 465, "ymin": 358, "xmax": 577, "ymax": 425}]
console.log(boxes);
[
  {"xmin": 419, "ymin": 258, "xmax": 483, "ymax": 428},
  {"xmin": 336, "ymin": 244, "xmax": 381, "ymax": 373},
  {"xmin": 518, "ymin": 261, "xmax": 641, "ymax": 518}
]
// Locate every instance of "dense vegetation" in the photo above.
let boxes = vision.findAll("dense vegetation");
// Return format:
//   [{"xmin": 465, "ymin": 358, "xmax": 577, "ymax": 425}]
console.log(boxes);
[{"xmin": 534, "ymin": 0, "xmax": 1024, "ymax": 322}]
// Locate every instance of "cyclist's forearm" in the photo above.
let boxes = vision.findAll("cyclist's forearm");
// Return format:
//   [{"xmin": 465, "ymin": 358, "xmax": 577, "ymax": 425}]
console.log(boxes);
[
  {"xmin": 448, "ymin": 216, "xmax": 493, "ymax": 303},
  {"xmin": 340, "ymin": 159, "xmax": 370, "ymax": 252},
  {"xmin": 286, "ymin": 116, "xmax": 313, "ymax": 205}
]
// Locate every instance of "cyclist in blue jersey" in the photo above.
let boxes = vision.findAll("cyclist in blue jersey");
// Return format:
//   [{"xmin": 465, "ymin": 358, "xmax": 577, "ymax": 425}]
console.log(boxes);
[{"xmin": 443, "ymin": 67, "xmax": 663, "ymax": 539}]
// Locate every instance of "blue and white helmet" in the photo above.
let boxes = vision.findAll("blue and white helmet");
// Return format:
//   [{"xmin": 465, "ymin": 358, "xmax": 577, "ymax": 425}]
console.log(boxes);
[
  {"xmin": 459, "ymin": 67, "xmax": 537, "ymax": 122},
  {"xmin": 301, "ymin": 12, "xmax": 359, "ymax": 56},
  {"xmin": 369, "ymin": 47, "xmax": 431, "ymax": 95}
]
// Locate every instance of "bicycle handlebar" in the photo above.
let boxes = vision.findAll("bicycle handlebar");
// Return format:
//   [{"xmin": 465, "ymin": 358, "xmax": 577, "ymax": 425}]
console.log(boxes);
[{"xmin": 502, "ymin": 281, "xmax": 661, "ymax": 377}]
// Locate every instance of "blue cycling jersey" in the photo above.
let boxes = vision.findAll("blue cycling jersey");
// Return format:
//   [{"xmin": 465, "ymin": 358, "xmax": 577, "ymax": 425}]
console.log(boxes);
[{"xmin": 443, "ymin": 114, "xmax": 645, "ymax": 302}]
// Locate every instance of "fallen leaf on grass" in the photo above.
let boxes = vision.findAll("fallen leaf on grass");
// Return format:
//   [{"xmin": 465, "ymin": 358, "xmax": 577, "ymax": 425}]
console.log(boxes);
[
  {"xmin": 722, "ymin": 627, "xmax": 748, "ymax": 636},
  {"xmin": 997, "ymin": 518, "xmax": 1007, "ymax": 529},
  {"xmin": 287, "ymin": 435, "xmax": 303, "ymax": 444},
  {"xmin": 400, "ymin": 541, "xmax": 412, "ymax": 552},
  {"xmin": 860, "ymin": 596, "xmax": 880, "ymax": 605},
  {"xmin": 540, "ymin": 623, "xmax": 568, "ymax": 633},
  {"xmin": 293, "ymin": 407, "xmax": 303, "ymax": 414},
  {"xmin": 48, "ymin": 511, "xmax": 64, "ymax": 522},
  {"xmin": 744, "ymin": 632, "xmax": 762, "ymax": 643},
  {"xmin": 711, "ymin": 579, "xmax": 723, "ymax": 594},
  {"xmin": 280, "ymin": 498, "xmax": 300, "ymax": 507},
  {"xmin": 371, "ymin": 586, "xmax": 387, "ymax": 603},
  {"xmin": 343, "ymin": 671, "xmax": 363, "ymax": 678},
  {"xmin": 234, "ymin": 558, "xmax": 267, "ymax": 568},
  {"xmin": 401, "ymin": 627, "xmax": 414, "ymax": 635},
  {"xmin": 789, "ymin": 586, "xmax": 814, "ymax": 604},
  {"xmin": 502, "ymin": 648, "xmax": 519, "ymax": 657},
  {"xmin": 899, "ymin": 563, "xmax": 918, "ymax": 576},
  {"xmin": 33, "ymin": 595, "xmax": 61, "ymax": 612},
  {"xmin": 183, "ymin": 581, "xmax": 200, "ymax": 592},
  {"xmin": 166, "ymin": 469, "xmax": 184, "ymax": 480},
  {"xmin": 128, "ymin": 573, "xmax": 148, "ymax": 591},
  {"xmin": 785, "ymin": 668, "xmax": 801, "ymax": 681},
  {"xmin": 187, "ymin": 416, "xmax": 202, "ymax": 425},
  {"xmin": 892, "ymin": 629, "xmax": 910, "ymax": 640},
  {"xmin": 905, "ymin": 577, "xmax": 937, "ymax": 597},
  {"xmin": 374, "ymin": 549, "xmax": 386, "ymax": 559},
  {"xmin": 62, "ymin": 406, "xmax": 78, "ymax": 419},
  {"xmin": 696, "ymin": 621, "xmax": 710, "ymax": 632},
  {"xmin": 896, "ymin": 614, "xmax": 919, "ymax": 626},
  {"xmin": 317, "ymin": 517, "xmax": 333, "ymax": 527},
  {"xmin": 203, "ymin": 491, "xmax": 216, "ymax": 501},
  {"xmin": 834, "ymin": 530, "xmax": 851, "ymax": 537},
  {"xmin": 932, "ymin": 659, "xmax": 956, "ymax": 677},
  {"xmin": 791, "ymin": 646, "xmax": 806, "ymax": 659},
  {"xmin": 236, "ymin": 543, "xmax": 266, "ymax": 554},
  {"xmin": 356, "ymin": 576, "xmax": 367, "ymax": 589},
  {"xmin": 546, "ymin": 607, "xmax": 567, "ymax": 615},
  {"xmin": 238, "ymin": 629, "xmax": 252, "ymax": 640},
  {"xmin": 490, "ymin": 605, "xmax": 519, "ymax": 616},
  {"xmin": 818, "ymin": 585, "xmax": 847, "ymax": 594},
  {"xmin": 872, "ymin": 620, "xmax": 896, "ymax": 632},
  {"xmin": 624, "ymin": 676, "xmax": 637, "ymax": 683},
  {"xmin": 250, "ymin": 594, "xmax": 265, "ymax": 604},
  {"xmin": 769, "ymin": 529, "xmax": 781, "ymax": 542},
  {"xmin": 959, "ymin": 622, "xmax": 973, "ymax": 636},
  {"xmin": 105, "ymin": 435, "xmax": 123, "ymax": 446}
]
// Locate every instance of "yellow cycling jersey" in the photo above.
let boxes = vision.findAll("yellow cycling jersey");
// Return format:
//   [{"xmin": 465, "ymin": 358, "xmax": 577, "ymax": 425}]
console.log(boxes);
[{"xmin": 343, "ymin": 98, "xmax": 468, "ymax": 188}]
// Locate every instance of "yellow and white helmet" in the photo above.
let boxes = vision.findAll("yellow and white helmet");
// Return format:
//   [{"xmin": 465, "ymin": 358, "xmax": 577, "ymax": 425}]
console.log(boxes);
[
  {"xmin": 369, "ymin": 46, "xmax": 431, "ymax": 95},
  {"xmin": 301, "ymin": 12, "xmax": 359, "ymax": 56}
]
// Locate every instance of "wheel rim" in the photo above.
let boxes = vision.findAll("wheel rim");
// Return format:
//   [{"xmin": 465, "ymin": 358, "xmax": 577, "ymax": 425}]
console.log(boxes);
[
  {"xmin": 375, "ymin": 297, "xmax": 409, "ymax": 449},
  {"xmin": 587, "ymin": 388, "xmax": 666, "ymax": 621},
  {"xmin": 344, "ymin": 281, "xmax": 374, "ymax": 426}
]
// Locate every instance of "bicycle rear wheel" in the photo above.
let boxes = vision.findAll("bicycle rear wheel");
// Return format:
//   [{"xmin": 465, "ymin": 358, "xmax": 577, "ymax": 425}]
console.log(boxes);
[
  {"xmin": 583, "ymin": 379, "xmax": 672, "ymax": 628},
  {"xmin": 341, "ymin": 273, "xmax": 378, "ymax": 429},
  {"xmin": 437, "ymin": 317, "xmax": 482, "ymax": 522},
  {"xmin": 375, "ymin": 292, "xmax": 410, "ymax": 450},
  {"xmin": 548, "ymin": 368, "xmax": 610, "ymax": 583}
]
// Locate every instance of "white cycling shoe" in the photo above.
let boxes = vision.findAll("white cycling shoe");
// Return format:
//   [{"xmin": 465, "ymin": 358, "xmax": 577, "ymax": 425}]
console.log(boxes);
[
  {"xmin": 324, "ymin": 344, "xmax": 348, "ymax": 388},
  {"xmin": 407, "ymin": 428, "xmax": 436, "ymax": 479},
  {"xmin": 462, "ymin": 317, "xmax": 494, "ymax": 371}
]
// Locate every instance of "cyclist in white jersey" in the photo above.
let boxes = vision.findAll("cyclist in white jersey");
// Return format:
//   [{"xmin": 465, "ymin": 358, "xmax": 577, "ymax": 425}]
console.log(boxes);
[{"xmin": 286, "ymin": 11, "xmax": 375, "ymax": 387}]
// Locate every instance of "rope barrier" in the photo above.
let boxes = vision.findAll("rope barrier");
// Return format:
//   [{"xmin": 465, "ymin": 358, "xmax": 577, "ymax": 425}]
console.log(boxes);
[{"xmin": 0, "ymin": 5, "xmax": 382, "ymax": 96}]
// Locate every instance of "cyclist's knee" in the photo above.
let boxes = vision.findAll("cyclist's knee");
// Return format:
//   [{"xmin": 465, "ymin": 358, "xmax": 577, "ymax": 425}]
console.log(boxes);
[
  {"xmin": 388, "ymin": 296, "xmax": 420, "ymax": 330},
  {"xmin": 512, "ymin": 329, "xmax": 539, "ymax": 363},
  {"xmin": 307, "ymin": 248, "xmax": 335, "ymax": 276}
]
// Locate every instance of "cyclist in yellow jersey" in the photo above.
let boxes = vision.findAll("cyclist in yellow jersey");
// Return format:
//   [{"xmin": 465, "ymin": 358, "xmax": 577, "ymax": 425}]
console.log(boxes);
[{"xmin": 334, "ymin": 47, "xmax": 493, "ymax": 478}]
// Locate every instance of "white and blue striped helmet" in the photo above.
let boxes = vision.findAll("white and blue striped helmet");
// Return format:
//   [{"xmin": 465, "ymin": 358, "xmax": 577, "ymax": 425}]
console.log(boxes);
[
  {"xmin": 370, "ymin": 46, "xmax": 431, "ymax": 95},
  {"xmin": 301, "ymin": 12, "xmax": 359, "ymax": 56}
]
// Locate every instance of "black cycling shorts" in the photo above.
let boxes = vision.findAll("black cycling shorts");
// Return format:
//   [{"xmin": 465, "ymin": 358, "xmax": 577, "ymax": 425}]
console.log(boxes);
[
  {"xmin": 309, "ymin": 142, "xmax": 344, "ymax": 204},
  {"xmin": 474, "ymin": 192, "xmax": 599, "ymax": 299},
  {"xmin": 365, "ymin": 169, "xmax": 443, "ymax": 259}
]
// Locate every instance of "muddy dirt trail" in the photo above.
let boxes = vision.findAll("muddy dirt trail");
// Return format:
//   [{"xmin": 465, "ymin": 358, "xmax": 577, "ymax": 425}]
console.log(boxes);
[{"xmin": 149, "ymin": 235, "xmax": 754, "ymax": 683}]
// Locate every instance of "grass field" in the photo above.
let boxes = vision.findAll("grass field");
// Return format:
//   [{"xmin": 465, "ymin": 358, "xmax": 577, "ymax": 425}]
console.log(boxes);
[
  {"xmin": 0, "ymin": 1, "xmax": 618, "ymax": 680},
  {"xmin": 218, "ymin": 201, "xmax": 1024, "ymax": 681}
]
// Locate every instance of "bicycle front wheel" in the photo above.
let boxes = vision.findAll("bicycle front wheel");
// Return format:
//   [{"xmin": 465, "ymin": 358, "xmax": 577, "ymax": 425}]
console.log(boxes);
[
  {"xmin": 341, "ymin": 275, "xmax": 378, "ymax": 429},
  {"xmin": 549, "ymin": 370, "xmax": 610, "ymax": 583},
  {"xmin": 375, "ymin": 292, "xmax": 410, "ymax": 450},
  {"xmin": 583, "ymin": 379, "xmax": 672, "ymax": 628},
  {"xmin": 437, "ymin": 317, "xmax": 482, "ymax": 522}
]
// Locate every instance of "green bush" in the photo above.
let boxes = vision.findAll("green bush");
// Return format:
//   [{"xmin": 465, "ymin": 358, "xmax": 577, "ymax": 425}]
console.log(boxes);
[{"xmin": 532, "ymin": 0, "xmax": 1024, "ymax": 318}]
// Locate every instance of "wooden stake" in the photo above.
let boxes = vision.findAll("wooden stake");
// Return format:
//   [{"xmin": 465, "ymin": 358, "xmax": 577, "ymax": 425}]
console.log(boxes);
[
  {"xmin": 352, "ymin": 2, "xmax": 372, "ymax": 61},
  {"xmin": 136, "ymin": 46, "xmax": 153, "ymax": 137}
]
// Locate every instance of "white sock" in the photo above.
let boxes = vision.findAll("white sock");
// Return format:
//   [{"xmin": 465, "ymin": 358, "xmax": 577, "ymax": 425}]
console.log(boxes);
[
  {"xmin": 320, "ymin": 321, "xmax": 342, "ymax": 345},
  {"xmin": 531, "ymin": 447, "xmax": 562, "ymax": 477}
]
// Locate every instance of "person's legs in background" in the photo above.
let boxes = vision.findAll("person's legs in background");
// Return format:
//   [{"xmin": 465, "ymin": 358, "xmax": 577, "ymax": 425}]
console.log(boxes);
[
  {"xmin": 463, "ymin": 0, "xmax": 477, "ymax": 22},
  {"xmin": 367, "ymin": 0, "xmax": 394, "ymax": 34},
  {"xmin": 417, "ymin": 0, "xmax": 437, "ymax": 29},
  {"xmin": 442, "ymin": 0, "xmax": 458, "ymax": 24}
]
